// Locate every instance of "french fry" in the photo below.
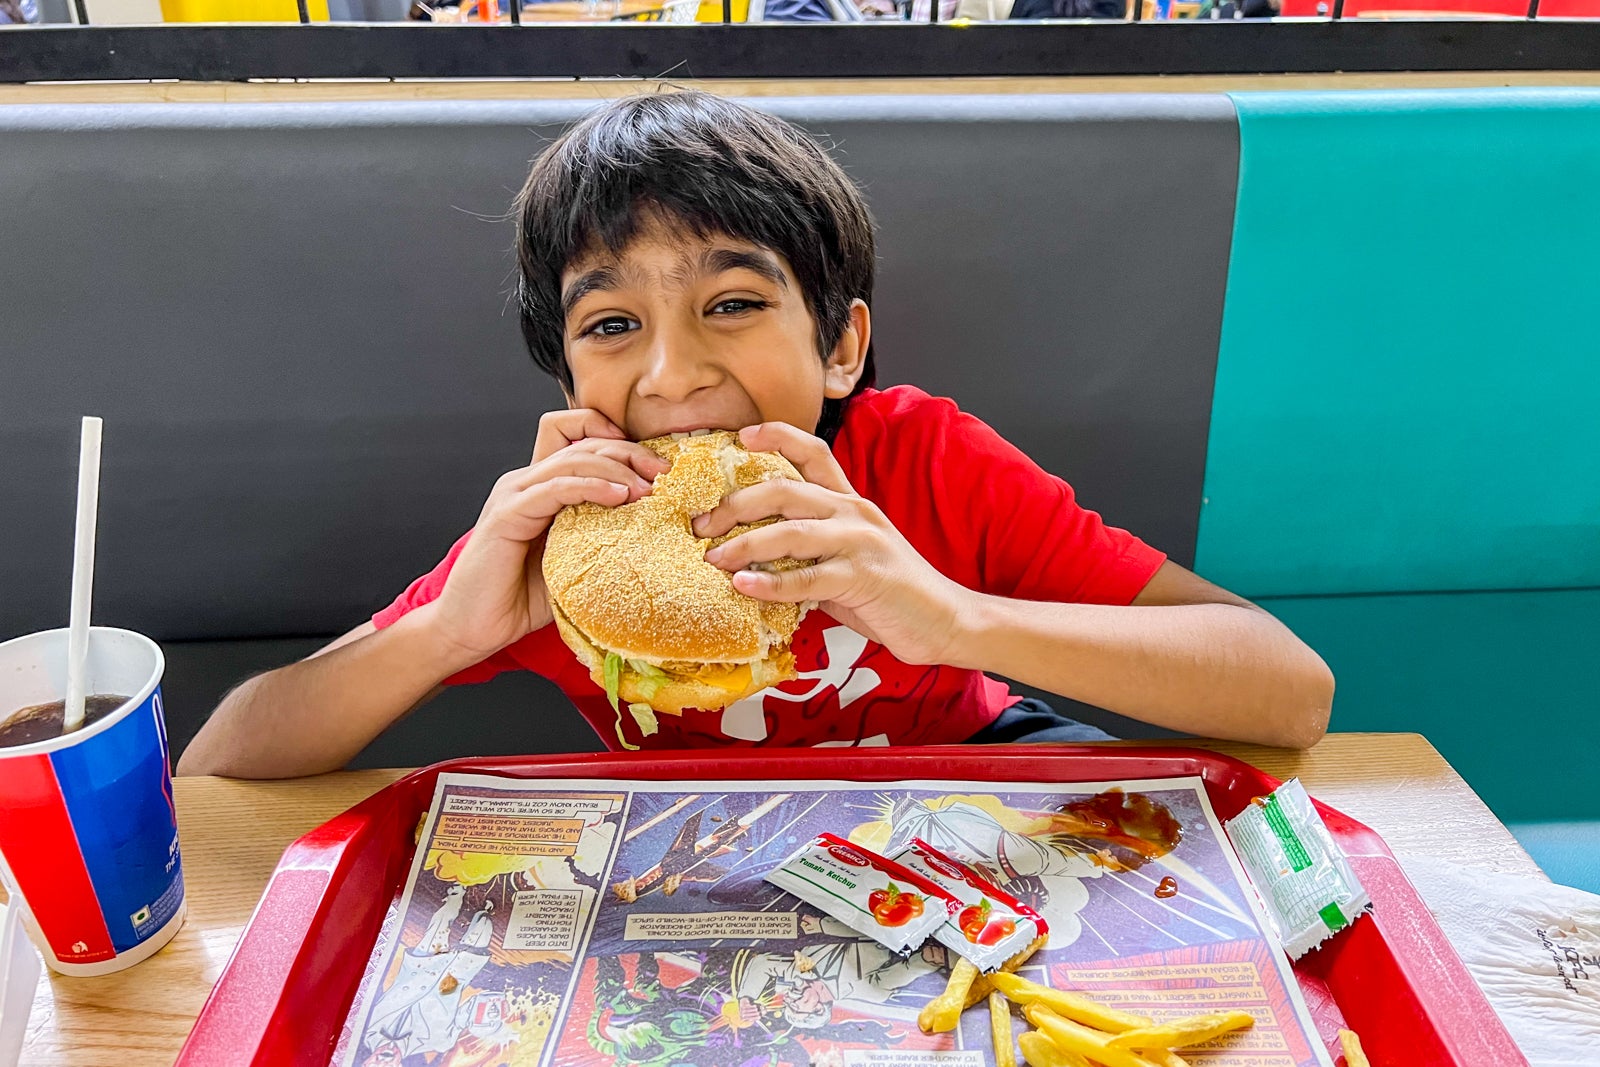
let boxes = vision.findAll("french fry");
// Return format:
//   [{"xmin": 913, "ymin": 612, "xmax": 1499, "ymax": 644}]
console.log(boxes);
[
  {"xmin": 1105, "ymin": 1010, "xmax": 1255, "ymax": 1051},
  {"xmin": 1024, "ymin": 1004, "xmax": 1164, "ymax": 1067},
  {"xmin": 1018, "ymin": 1029, "xmax": 1093, "ymax": 1067},
  {"xmin": 1142, "ymin": 1051, "xmax": 1192, "ymax": 1067},
  {"xmin": 989, "ymin": 992, "xmax": 1017, "ymax": 1067},
  {"xmin": 918, "ymin": 957, "xmax": 980, "ymax": 1033},
  {"xmin": 1338, "ymin": 1029, "xmax": 1371, "ymax": 1067},
  {"xmin": 1005, "ymin": 933, "xmax": 1049, "ymax": 971},
  {"xmin": 993, "ymin": 971, "xmax": 1153, "ymax": 1033},
  {"xmin": 963, "ymin": 933, "xmax": 1048, "ymax": 1009}
]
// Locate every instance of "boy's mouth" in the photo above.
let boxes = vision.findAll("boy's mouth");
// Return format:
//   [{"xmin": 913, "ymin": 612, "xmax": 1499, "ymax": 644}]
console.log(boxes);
[{"xmin": 637, "ymin": 423, "xmax": 736, "ymax": 439}]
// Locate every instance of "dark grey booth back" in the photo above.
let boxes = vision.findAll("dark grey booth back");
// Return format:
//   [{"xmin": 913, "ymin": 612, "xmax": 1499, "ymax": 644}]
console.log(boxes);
[{"xmin": 1, "ymin": 96, "xmax": 1238, "ymax": 758}]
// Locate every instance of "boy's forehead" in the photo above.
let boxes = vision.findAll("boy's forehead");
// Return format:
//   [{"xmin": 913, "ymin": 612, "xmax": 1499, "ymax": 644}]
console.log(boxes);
[{"xmin": 562, "ymin": 220, "xmax": 793, "ymax": 288}]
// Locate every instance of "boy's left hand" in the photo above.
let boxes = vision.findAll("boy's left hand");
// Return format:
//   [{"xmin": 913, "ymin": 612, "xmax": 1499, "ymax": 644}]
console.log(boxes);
[{"xmin": 693, "ymin": 423, "xmax": 969, "ymax": 667}]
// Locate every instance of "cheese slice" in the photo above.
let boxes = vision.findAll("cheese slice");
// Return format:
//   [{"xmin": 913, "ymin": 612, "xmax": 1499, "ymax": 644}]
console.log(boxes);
[{"xmin": 686, "ymin": 664, "xmax": 753, "ymax": 693}]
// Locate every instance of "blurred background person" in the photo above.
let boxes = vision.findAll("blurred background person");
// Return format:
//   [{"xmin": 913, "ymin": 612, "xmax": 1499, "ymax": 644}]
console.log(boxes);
[
  {"xmin": 1009, "ymin": 0, "xmax": 1124, "ymax": 17},
  {"xmin": 1, "ymin": 0, "xmax": 42, "ymax": 23},
  {"xmin": 1197, "ymin": 0, "xmax": 1279, "ymax": 15}
]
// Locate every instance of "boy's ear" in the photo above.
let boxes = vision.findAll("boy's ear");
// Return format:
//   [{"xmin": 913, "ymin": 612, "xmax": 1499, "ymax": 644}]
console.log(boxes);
[{"xmin": 823, "ymin": 300, "xmax": 872, "ymax": 400}]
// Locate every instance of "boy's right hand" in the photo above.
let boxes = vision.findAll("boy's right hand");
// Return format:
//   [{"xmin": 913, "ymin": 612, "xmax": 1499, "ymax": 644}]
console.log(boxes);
[{"xmin": 429, "ymin": 410, "xmax": 669, "ymax": 663}]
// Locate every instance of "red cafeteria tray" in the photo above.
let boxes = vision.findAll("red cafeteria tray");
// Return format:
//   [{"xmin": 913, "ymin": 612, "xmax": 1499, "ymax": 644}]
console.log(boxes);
[{"xmin": 173, "ymin": 746, "xmax": 1527, "ymax": 1067}]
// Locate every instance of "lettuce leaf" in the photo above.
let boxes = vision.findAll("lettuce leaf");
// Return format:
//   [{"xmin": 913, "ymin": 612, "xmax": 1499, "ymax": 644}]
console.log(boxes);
[
  {"xmin": 627, "ymin": 659, "xmax": 671, "ymax": 700},
  {"xmin": 628, "ymin": 702, "xmax": 660, "ymax": 738},
  {"xmin": 612, "ymin": 709, "xmax": 640, "ymax": 752},
  {"xmin": 603, "ymin": 652, "xmax": 623, "ymax": 711}
]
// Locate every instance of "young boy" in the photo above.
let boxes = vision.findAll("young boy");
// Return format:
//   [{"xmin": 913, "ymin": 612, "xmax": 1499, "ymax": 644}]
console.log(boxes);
[{"xmin": 179, "ymin": 91, "xmax": 1332, "ymax": 779}]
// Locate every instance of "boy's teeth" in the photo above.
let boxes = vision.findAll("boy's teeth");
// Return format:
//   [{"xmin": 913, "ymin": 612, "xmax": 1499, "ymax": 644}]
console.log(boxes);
[{"xmin": 690, "ymin": 428, "xmax": 712, "ymax": 436}]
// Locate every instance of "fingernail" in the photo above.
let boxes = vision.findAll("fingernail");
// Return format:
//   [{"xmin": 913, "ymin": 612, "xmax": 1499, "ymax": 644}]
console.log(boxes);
[
  {"xmin": 691, "ymin": 514, "xmax": 709, "ymax": 535},
  {"xmin": 738, "ymin": 426, "xmax": 759, "ymax": 443},
  {"xmin": 634, "ymin": 477, "xmax": 652, "ymax": 494},
  {"xmin": 704, "ymin": 545, "xmax": 723, "ymax": 563}
]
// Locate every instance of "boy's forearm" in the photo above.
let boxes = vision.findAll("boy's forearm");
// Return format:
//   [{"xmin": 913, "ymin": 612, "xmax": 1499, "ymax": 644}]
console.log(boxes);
[
  {"xmin": 175, "ymin": 605, "xmax": 480, "ymax": 779},
  {"xmin": 949, "ymin": 593, "xmax": 1334, "ymax": 749}
]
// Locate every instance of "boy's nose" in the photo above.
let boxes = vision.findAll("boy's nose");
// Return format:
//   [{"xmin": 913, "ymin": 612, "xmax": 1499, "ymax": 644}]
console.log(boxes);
[{"xmin": 637, "ymin": 337, "xmax": 720, "ymax": 402}]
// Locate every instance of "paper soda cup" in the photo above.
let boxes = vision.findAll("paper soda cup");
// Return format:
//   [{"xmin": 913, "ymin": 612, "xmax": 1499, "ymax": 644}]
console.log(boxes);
[{"xmin": 0, "ymin": 627, "xmax": 185, "ymax": 975}]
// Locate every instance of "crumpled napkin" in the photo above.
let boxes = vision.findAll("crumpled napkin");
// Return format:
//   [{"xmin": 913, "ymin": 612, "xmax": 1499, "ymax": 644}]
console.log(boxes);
[{"xmin": 1398, "ymin": 858, "xmax": 1600, "ymax": 1067}]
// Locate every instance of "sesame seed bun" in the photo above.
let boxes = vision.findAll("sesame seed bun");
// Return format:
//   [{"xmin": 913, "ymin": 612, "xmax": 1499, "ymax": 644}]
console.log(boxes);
[{"xmin": 542, "ymin": 430, "xmax": 810, "ymax": 714}]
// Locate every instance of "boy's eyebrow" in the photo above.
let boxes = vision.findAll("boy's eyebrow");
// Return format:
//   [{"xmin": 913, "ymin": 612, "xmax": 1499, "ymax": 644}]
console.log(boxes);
[
  {"xmin": 561, "ymin": 266, "xmax": 620, "ymax": 320},
  {"xmin": 561, "ymin": 249, "xmax": 787, "ymax": 320},
  {"xmin": 700, "ymin": 248, "xmax": 789, "ymax": 290}
]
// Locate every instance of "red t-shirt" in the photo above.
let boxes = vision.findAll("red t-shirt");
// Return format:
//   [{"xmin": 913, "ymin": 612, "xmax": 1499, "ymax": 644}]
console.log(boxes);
[{"xmin": 373, "ymin": 386, "xmax": 1165, "ymax": 750}]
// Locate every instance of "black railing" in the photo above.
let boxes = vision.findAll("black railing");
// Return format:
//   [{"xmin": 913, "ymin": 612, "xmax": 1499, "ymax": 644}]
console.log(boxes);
[{"xmin": 4, "ymin": 20, "xmax": 1599, "ymax": 84}]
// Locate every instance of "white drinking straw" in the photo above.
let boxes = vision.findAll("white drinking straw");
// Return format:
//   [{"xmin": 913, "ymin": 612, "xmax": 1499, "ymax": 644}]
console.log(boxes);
[{"xmin": 63, "ymin": 416, "xmax": 103, "ymax": 734}]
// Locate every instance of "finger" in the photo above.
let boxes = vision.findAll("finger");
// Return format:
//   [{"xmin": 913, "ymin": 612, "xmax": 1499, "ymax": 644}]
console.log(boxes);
[
  {"xmin": 548, "ymin": 452, "xmax": 663, "ymax": 499},
  {"xmin": 531, "ymin": 408, "xmax": 627, "ymax": 463},
  {"xmin": 516, "ymin": 452, "xmax": 657, "ymax": 500},
  {"xmin": 487, "ymin": 476, "xmax": 633, "ymax": 535},
  {"xmin": 739, "ymin": 422, "xmax": 856, "ymax": 495},
  {"xmin": 731, "ymin": 558, "xmax": 854, "ymax": 604},
  {"xmin": 563, "ymin": 438, "xmax": 673, "ymax": 480},
  {"xmin": 692, "ymin": 480, "xmax": 849, "ymax": 539},
  {"xmin": 520, "ymin": 473, "xmax": 643, "ymax": 515},
  {"xmin": 704, "ymin": 519, "xmax": 848, "ymax": 573},
  {"xmin": 509, "ymin": 439, "xmax": 671, "ymax": 495}
]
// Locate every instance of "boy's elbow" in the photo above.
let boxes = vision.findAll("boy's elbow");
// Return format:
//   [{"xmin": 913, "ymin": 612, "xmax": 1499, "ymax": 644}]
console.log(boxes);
[
  {"xmin": 176, "ymin": 741, "xmax": 314, "ymax": 780},
  {"xmin": 1280, "ymin": 655, "xmax": 1335, "ymax": 750},
  {"xmin": 174, "ymin": 678, "xmax": 271, "ymax": 778},
  {"xmin": 175, "ymin": 722, "xmax": 265, "ymax": 779},
  {"xmin": 175, "ymin": 741, "xmax": 230, "ymax": 778}
]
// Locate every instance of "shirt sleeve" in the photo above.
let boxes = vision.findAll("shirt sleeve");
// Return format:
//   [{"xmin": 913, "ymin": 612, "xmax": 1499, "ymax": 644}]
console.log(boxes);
[
  {"xmin": 861, "ymin": 390, "xmax": 1166, "ymax": 606},
  {"xmin": 371, "ymin": 531, "xmax": 517, "ymax": 686}
]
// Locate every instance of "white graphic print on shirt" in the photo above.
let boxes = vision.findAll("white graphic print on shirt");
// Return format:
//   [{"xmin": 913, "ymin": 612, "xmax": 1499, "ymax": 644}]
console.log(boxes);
[{"xmin": 717, "ymin": 625, "xmax": 883, "ymax": 744}]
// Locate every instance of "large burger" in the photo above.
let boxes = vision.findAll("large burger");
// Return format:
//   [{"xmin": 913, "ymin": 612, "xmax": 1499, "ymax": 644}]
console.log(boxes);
[{"xmin": 543, "ymin": 430, "xmax": 810, "ymax": 716}]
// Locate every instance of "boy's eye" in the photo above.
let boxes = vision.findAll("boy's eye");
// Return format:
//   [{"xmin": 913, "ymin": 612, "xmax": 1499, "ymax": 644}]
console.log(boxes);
[
  {"xmin": 711, "ymin": 299, "xmax": 769, "ymax": 316},
  {"xmin": 586, "ymin": 316, "xmax": 639, "ymax": 338}
]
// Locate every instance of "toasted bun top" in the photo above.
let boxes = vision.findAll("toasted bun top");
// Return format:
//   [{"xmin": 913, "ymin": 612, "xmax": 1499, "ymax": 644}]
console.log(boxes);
[{"xmin": 542, "ymin": 430, "xmax": 805, "ymax": 664}]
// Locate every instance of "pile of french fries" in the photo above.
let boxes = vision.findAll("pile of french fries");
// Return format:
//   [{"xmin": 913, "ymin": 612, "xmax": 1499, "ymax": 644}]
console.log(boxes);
[
  {"xmin": 918, "ymin": 954, "xmax": 1255, "ymax": 1067},
  {"xmin": 919, "ymin": 957, "xmax": 1373, "ymax": 1066}
]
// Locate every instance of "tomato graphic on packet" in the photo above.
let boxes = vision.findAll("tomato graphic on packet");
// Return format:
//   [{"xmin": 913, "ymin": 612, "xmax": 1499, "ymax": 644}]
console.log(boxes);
[
  {"xmin": 868, "ymin": 883, "xmax": 926, "ymax": 927},
  {"xmin": 957, "ymin": 898, "xmax": 1017, "ymax": 946}
]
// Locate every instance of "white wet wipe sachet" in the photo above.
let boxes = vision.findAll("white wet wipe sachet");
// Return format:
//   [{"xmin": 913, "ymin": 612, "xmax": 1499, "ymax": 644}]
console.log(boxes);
[{"xmin": 1398, "ymin": 858, "xmax": 1600, "ymax": 1067}]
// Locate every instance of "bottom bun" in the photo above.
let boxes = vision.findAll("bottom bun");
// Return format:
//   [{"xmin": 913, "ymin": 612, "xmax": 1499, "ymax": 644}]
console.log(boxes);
[
  {"xmin": 613, "ymin": 653, "xmax": 796, "ymax": 715},
  {"xmin": 552, "ymin": 600, "xmax": 797, "ymax": 714}
]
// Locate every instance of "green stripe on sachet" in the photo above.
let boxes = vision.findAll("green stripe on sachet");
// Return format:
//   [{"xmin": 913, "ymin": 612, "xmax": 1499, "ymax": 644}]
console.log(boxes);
[{"xmin": 1261, "ymin": 793, "xmax": 1313, "ymax": 873}]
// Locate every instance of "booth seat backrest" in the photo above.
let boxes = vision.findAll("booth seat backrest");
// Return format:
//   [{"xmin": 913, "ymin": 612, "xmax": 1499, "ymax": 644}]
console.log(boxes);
[
  {"xmin": 4, "ymin": 89, "xmax": 1595, "ymax": 826},
  {"xmin": 1198, "ymin": 89, "xmax": 1600, "ymax": 824},
  {"xmin": 0, "ymin": 95, "xmax": 1240, "ymax": 644}
]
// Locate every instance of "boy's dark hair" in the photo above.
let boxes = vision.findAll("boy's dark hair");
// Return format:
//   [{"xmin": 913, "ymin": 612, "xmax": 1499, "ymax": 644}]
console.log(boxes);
[{"xmin": 515, "ymin": 91, "xmax": 877, "ymax": 443}]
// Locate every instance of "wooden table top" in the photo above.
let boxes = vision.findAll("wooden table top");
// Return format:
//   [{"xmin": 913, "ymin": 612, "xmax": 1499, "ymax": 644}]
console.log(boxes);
[{"xmin": 17, "ymin": 732, "xmax": 1541, "ymax": 1066}]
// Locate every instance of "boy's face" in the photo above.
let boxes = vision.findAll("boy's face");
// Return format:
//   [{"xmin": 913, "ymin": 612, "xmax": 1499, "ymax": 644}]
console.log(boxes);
[{"xmin": 559, "ymin": 216, "xmax": 869, "ymax": 441}]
